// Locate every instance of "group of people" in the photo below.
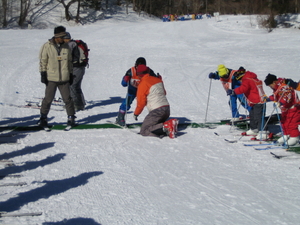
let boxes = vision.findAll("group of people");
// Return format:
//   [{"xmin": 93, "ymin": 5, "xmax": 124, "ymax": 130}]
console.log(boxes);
[
  {"xmin": 39, "ymin": 26, "xmax": 86, "ymax": 128},
  {"xmin": 39, "ymin": 26, "xmax": 178, "ymax": 138},
  {"xmin": 209, "ymin": 64, "xmax": 300, "ymax": 146},
  {"xmin": 115, "ymin": 57, "xmax": 178, "ymax": 139},
  {"xmin": 38, "ymin": 26, "xmax": 300, "ymax": 143}
]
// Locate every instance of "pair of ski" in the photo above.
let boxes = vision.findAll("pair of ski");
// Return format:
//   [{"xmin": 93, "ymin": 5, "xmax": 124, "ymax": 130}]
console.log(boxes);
[
  {"xmin": 225, "ymin": 137, "xmax": 280, "ymax": 150},
  {"xmin": 26, "ymin": 100, "xmax": 64, "ymax": 107},
  {"xmin": 41, "ymin": 125, "xmax": 73, "ymax": 132},
  {"xmin": 0, "ymin": 211, "xmax": 42, "ymax": 218},
  {"xmin": 0, "ymin": 102, "xmax": 64, "ymax": 112},
  {"xmin": 243, "ymin": 142, "xmax": 282, "ymax": 150},
  {"xmin": 226, "ymin": 136, "xmax": 296, "ymax": 151},
  {"xmin": 0, "ymin": 182, "xmax": 27, "ymax": 187}
]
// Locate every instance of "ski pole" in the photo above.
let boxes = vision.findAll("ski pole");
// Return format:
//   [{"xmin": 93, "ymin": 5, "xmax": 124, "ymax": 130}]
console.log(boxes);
[
  {"xmin": 262, "ymin": 85, "xmax": 288, "ymax": 131},
  {"xmin": 261, "ymin": 105, "xmax": 276, "ymax": 131},
  {"xmin": 124, "ymin": 81, "xmax": 130, "ymax": 128},
  {"xmin": 258, "ymin": 102, "xmax": 266, "ymax": 141},
  {"xmin": 204, "ymin": 79, "xmax": 212, "ymax": 123},
  {"xmin": 274, "ymin": 103, "xmax": 287, "ymax": 148},
  {"xmin": 230, "ymin": 95, "xmax": 243, "ymax": 127}
]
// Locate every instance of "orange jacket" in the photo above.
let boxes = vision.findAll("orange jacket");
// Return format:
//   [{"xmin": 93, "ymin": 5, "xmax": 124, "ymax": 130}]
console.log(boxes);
[
  {"xmin": 220, "ymin": 69, "xmax": 236, "ymax": 91},
  {"xmin": 134, "ymin": 74, "xmax": 169, "ymax": 115}
]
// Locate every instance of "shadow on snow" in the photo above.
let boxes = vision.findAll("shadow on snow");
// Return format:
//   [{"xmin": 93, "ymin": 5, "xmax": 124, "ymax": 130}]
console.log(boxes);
[
  {"xmin": 0, "ymin": 171, "xmax": 103, "ymax": 212},
  {"xmin": 43, "ymin": 217, "xmax": 102, "ymax": 225}
]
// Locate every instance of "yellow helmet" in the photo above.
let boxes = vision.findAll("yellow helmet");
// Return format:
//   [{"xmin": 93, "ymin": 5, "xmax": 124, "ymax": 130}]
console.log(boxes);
[{"xmin": 217, "ymin": 64, "xmax": 229, "ymax": 77}]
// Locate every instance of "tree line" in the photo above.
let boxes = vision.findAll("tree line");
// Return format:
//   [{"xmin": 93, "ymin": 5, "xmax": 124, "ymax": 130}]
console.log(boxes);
[{"xmin": 0, "ymin": 0, "xmax": 299, "ymax": 28}]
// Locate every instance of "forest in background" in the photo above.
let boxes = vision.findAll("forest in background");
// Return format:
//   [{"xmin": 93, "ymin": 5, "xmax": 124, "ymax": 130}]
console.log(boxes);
[{"xmin": 0, "ymin": 0, "xmax": 299, "ymax": 28}]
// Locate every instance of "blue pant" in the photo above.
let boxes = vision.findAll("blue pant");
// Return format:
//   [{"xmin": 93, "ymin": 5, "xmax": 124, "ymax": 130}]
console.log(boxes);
[
  {"xmin": 119, "ymin": 93, "xmax": 136, "ymax": 112},
  {"xmin": 229, "ymin": 94, "xmax": 252, "ymax": 118}
]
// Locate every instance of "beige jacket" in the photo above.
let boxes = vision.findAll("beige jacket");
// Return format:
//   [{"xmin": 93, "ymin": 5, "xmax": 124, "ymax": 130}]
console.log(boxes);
[{"xmin": 39, "ymin": 38, "xmax": 72, "ymax": 82}]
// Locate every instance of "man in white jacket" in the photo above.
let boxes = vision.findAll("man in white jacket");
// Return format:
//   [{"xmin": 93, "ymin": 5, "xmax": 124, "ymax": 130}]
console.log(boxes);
[{"xmin": 39, "ymin": 26, "xmax": 75, "ymax": 127}]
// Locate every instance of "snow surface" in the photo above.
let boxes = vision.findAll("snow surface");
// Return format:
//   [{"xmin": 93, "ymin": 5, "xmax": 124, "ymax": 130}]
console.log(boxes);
[{"xmin": 1, "ymin": 4, "xmax": 300, "ymax": 225}]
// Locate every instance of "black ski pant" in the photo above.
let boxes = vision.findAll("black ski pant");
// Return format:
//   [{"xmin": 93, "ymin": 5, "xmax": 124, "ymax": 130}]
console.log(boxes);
[{"xmin": 249, "ymin": 103, "xmax": 265, "ymax": 131}]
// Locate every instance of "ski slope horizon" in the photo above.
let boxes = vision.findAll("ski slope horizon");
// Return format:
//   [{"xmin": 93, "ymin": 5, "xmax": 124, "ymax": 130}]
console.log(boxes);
[{"xmin": 1, "ymin": 4, "xmax": 300, "ymax": 225}]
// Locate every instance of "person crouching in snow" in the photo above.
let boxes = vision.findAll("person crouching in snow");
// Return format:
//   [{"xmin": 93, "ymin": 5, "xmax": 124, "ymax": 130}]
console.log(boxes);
[
  {"xmin": 115, "ymin": 57, "xmax": 158, "ymax": 126},
  {"xmin": 133, "ymin": 64, "xmax": 178, "ymax": 138},
  {"xmin": 227, "ymin": 69, "xmax": 268, "ymax": 140},
  {"xmin": 264, "ymin": 74, "xmax": 300, "ymax": 146}
]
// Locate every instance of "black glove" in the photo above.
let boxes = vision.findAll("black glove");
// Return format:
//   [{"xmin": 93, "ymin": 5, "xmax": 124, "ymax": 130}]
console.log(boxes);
[
  {"xmin": 227, "ymin": 89, "xmax": 235, "ymax": 96},
  {"xmin": 69, "ymin": 73, "xmax": 74, "ymax": 85},
  {"xmin": 41, "ymin": 71, "xmax": 48, "ymax": 85},
  {"xmin": 208, "ymin": 72, "xmax": 216, "ymax": 79},
  {"xmin": 285, "ymin": 79, "xmax": 298, "ymax": 89}
]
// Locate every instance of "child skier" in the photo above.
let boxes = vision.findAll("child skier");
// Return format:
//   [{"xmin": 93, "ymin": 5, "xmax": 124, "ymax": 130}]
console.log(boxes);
[{"xmin": 264, "ymin": 74, "xmax": 300, "ymax": 146}]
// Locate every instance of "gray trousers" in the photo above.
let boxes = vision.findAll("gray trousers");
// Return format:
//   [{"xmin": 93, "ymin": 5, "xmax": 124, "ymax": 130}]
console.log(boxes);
[
  {"xmin": 140, "ymin": 106, "xmax": 170, "ymax": 137},
  {"xmin": 70, "ymin": 67, "xmax": 86, "ymax": 108},
  {"xmin": 41, "ymin": 81, "xmax": 75, "ymax": 116}
]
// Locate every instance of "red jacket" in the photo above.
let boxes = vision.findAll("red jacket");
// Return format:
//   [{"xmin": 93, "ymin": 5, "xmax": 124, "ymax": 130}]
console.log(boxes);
[
  {"xmin": 234, "ymin": 71, "xmax": 265, "ymax": 106},
  {"xmin": 268, "ymin": 78, "xmax": 299, "ymax": 112}
]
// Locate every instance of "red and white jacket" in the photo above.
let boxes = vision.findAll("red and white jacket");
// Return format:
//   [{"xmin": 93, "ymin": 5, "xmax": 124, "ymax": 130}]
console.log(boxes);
[
  {"xmin": 220, "ymin": 69, "xmax": 237, "ymax": 91},
  {"xmin": 134, "ymin": 74, "xmax": 169, "ymax": 116},
  {"xmin": 268, "ymin": 78, "xmax": 299, "ymax": 112},
  {"xmin": 234, "ymin": 71, "xmax": 265, "ymax": 107}
]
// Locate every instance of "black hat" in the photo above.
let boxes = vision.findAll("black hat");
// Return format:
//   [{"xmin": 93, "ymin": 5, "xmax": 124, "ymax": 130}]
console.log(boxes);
[
  {"xmin": 264, "ymin": 73, "xmax": 277, "ymax": 86},
  {"xmin": 54, "ymin": 26, "xmax": 66, "ymax": 38},
  {"xmin": 235, "ymin": 66, "xmax": 246, "ymax": 80},
  {"xmin": 135, "ymin": 57, "xmax": 146, "ymax": 66},
  {"xmin": 63, "ymin": 32, "xmax": 71, "ymax": 39}
]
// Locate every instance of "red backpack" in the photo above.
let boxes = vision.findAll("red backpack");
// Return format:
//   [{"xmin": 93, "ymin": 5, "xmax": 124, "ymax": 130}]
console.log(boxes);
[{"xmin": 75, "ymin": 40, "xmax": 90, "ymax": 68}]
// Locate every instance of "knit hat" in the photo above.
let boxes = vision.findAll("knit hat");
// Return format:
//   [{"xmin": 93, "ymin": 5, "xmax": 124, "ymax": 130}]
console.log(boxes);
[
  {"xmin": 264, "ymin": 73, "xmax": 277, "ymax": 86},
  {"xmin": 63, "ymin": 32, "xmax": 71, "ymax": 39},
  {"xmin": 217, "ymin": 64, "xmax": 229, "ymax": 77},
  {"xmin": 235, "ymin": 66, "xmax": 246, "ymax": 80},
  {"xmin": 135, "ymin": 57, "xmax": 146, "ymax": 66},
  {"xmin": 54, "ymin": 26, "xmax": 66, "ymax": 38},
  {"xmin": 136, "ymin": 64, "xmax": 149, "ymax": 76}
]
